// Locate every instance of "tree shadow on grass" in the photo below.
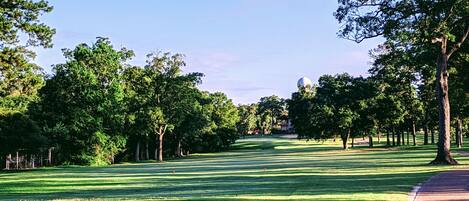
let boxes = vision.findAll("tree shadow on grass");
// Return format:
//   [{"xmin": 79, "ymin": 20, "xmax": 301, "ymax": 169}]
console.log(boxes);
[
  {"xmin": 0, "ymin": 171, "xmax": 438, "ymax": 201},
  {"xmin": 1, "ymin": 137, "xmax": 467, "ymax": 200}
]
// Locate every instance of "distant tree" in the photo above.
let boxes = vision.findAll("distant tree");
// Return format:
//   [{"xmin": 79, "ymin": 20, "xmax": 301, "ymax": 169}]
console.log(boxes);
[
  {"xmin": 287, "ymin": 86, "xmax": 323, "ymax": 140},
  {"xmin": 370, "ymin": 46, "xmax": 424, "ymax": 146},
  {"xmin": 449, "ymin": 48, "xmax": 469, "ymax": 148},
  {"xmin": 237, "ymin": 104, "xmax": 258, "ymax": 136},
  {"xmin": 121, "ymin": 66, "xmax": 149, "ymax": 161},
  {"xmin": 335, "ymin": 0, "xmax": 469, "ymax": 164},
  {"xmin": 208, "ymin": 92, "xmax": 239, "ymax": 149},
  {"xmin": 349, "ymin": 77, "xmax": 377, "ymax": 147},
  {"xmin": 172, "ymin": 95, "xmax": 212, "ymax": 156},
  {"xmin": 39, "ymin": 38, "xmax": 133, "ymax": 165},
  {"xmin": 143, "ymin": 52, "xmax": 203, "ymax": 161},
  {"xmin": 316, "ymin": 74, "xmax": 359, "ymax": 149},
  {"xmin": 258, "ymin": 95, "xmax": 285, "ymax": 134}
]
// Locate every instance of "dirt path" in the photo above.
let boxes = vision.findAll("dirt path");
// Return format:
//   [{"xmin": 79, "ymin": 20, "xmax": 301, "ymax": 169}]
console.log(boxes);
[{"xmin": 410, "ymin": 152, "xmax": 469, "ymax": 201}]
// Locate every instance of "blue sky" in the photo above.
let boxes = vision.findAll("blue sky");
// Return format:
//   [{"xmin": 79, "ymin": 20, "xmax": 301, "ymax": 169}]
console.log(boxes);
[{"xmin": 34, "ymin": 0, "xmax": 382, "ymax": 104}]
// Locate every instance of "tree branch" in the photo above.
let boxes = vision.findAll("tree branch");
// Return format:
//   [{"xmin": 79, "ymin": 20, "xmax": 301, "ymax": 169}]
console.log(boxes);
[{"xmin": 448, "ymin": 26, "xmax": 469, "ymax": 58}]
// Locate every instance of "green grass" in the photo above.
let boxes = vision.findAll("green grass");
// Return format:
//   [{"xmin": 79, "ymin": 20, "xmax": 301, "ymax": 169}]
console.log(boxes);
[{"xmin": 1, "ymin": 135, "xmax": 468, "ymax": 201}]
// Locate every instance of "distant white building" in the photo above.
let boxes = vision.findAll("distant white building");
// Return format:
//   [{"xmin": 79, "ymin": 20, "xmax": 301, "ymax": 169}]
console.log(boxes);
[{"xmin": 297, "ymin": 77, "xmax": 313, "ymax": 91}]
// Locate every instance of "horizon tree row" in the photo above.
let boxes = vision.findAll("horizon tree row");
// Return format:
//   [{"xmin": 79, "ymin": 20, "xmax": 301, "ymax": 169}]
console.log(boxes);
[
  {"xmin": 0, "ymin": 0, "xmax": 241, "ymax": 168},
  {"xmin": 237, "ymin": 95, "xmax": 289, "ymax": 136},
  {"xmin": 1, "ymin": 38, "xmax": 240, "ymax": 167},
  {"xmin": 335, "ymin": 0, "xmax": 468, "ymax": 164}
]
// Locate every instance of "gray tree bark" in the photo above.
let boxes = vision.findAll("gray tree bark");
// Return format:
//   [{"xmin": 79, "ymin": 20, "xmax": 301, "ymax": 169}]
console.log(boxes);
[
  {"xmin": 158, "ymin": 134, "xmax": 164, "ymax": 161},
  {"xmin": 431, "ymin": 42, "xmax": 457, "ymax": 164}
]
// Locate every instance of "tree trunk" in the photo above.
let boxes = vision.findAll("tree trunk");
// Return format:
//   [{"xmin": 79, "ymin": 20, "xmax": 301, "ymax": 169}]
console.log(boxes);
[
  {"xmin": 386, "ymin": 131, "xmax": 390, "ymax": 146},
  {"xmin": 158, "ymin": 134, "xmax": 164, "ymax": 162},
  {"xmin": 392, "ymin": 128, "xmax": 396, "ymax": 146},
  {"xmin": 154, "ymin": 134, "xmax": 160, "ymax": 160},
  {"xmin": 145, "ymin": 141, "xmax": 149, "ymax": 160},
  {"xmin": 456, "ymin": 117, "xmax": 463, "ymax": 148},
  {"xmin": 16, "ymin": 151, "xmax": 19, "ymax": 169},
  {"xmin": 341, "ymin": 130, "xmax": 350, "ymax": 150},
  {"xmin": 175, "ymin": 140, "xmax": 183, "ymax": 157},
  {"xmin": 407, "ymin": 132, "xmax": 410, "ymax": 145},
  {"xmin": 135, "ymin": 140, "xmax": 140, "ymax": 162},
  {"xmin": 154, "ymin": 135, "xmax": 158, "ymax": 160},
  {"xmin": 397, "ymin": 132, "xmax": 401, "ymax": 146},
  {"xmin": 48, "ymin": 148, "xmax": 52, "ymax": 166},
  {"xmin": 31, "ymin": 155, "xmax": 35, "ymax": 168},
  {"xmin": 368, "ymin": 131, "xmax": 373, "ymax": 148},
  {"xmin": 140, "ymin": 142, "xmax": 144, "ymax": 160},
  {"xmin": 424, "ymin": 124, "xmax": 429, "ymax": 145},
  {"xmin": 5, "ymin": 154, "xmax": 10, "ymax": 170},
  {"xmin": 431, "ymin": 129, "xmax": 435, "ymax": 144},
  {"xmin": 377, "ymin": 125, "xmax": 381, "ymax": 144},
  {"xmin": 412, "ymin": 122, "xmax": 416, "ymax": 146},
  {"xmin": 351, "ymin": 136, "xmax": 355, "ymax": 148},
  {"xmin": 430, "ymin": 50, "xmax": 457, "ymax": 165},
  {"xmin": 402, "ymin": 131, "xmax": 406, "ymax": 145}
]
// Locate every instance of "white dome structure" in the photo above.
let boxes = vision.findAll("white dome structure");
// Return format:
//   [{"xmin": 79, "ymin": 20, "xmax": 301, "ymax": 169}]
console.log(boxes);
[{"xmin": 297, "ymin": 77, "xmax": 313, "ymax": 90}]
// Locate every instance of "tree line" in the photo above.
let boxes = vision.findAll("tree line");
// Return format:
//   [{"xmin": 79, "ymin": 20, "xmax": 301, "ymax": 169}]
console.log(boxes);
[
  {"xmin": 1, "ymin": 0, "xmax": 468, "ymax": 168},
  {"xmin": 237, "ymin": 95, "xmax": 289, "ymax": 136},
  {"xmin": 0, "ymin": 1, "xmax": 239, "ymax": 168},
  {"xmin": 334, "ymin": 0, "xmax": 468, "ymax": 164},
  {"xmin": 238, "ymin": 0, "xmax": 469, "ymax": 166}
]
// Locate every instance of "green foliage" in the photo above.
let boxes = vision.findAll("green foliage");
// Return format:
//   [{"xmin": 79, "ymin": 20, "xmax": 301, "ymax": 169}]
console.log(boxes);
[
  {"xmin": 199, "ymin": 92, "xmax": 239, "ymax": 151},
  {"xmin": 236, "ymin": 104, "xmax": 258, "ymax": 135},
  {"xmin": 39, "ymin": 38, "xmax": 133, "ymax": 165},
  {"xmin": 335, "ymin": 0, "xmax": 468, "ymax": 47},
  {"xmin": 0, "ymin": 0, "xmax": 54, "ymax": 163},
  {"xmin": 449, "ymin": 50, "xmax": 469, "ymax": 119},
  {"xmin": 287, "ymin": 88, "xmax": 322, "ymax": 140},
  {"xmin": 0, "ymin": 0, "xmax": 55, "ymax": 48},
  {"xmin": 257, "ymin": 95, "xmax": 286, "ymax": 134},
  {"xmin": 0, "ymin": 112, "xmax": 47, "ymax": 156},
  {"xmin": 0, "ymin": 47, "xmax": 44, "ymax": 115}
]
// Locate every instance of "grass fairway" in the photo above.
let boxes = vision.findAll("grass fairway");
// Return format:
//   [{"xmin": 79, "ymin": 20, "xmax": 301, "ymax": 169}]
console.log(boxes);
[{"xmin": 1, "ymin": 136, "xmax": 468, "ymax": 201}]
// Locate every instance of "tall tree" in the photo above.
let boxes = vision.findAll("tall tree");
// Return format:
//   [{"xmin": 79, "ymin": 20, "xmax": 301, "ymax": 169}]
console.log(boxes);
[
  {"xmin": 122, "ymin": 66, "xmax": 148, "ymax": 161},
  {"xmin": 0, "ymin": 0, "xmax": 55, "ymax": 168},
  {"xmin": 237, "ymin": 104, "xmax": 259, "ymax": 136},
  {"xmin": 287, "ymin": 85, "xmax": 329, "ymax": 141},
  {"xmin": 209, "ymin": 92, "xmax": 239, "ymax": 150},
  {"xmin": 39, "ymin": 38, "xmax": 132, "ymax": 165},
  {"xmin": 335, "ymin": 0, "xmax": 469, "ymax": 164},
  {"xmin": 144, "ymin": 52, "xmax": 202, "ymax": 161},
  {"xmin": 317, "ymin": 74, "xmax": 359, "ymax": 149},
  {"xmin": 258, "ymin": 95, "xmax": 285, "ymax": 134}
]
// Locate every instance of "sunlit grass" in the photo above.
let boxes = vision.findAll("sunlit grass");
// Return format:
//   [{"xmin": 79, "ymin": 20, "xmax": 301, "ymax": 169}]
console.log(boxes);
[{"xmin": 1, "ymin": 135, "xmax": 468, "ymax": 201}]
